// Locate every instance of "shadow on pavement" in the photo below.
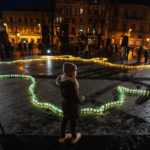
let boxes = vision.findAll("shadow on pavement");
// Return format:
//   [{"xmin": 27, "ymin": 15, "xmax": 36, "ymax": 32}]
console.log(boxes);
[{"xmin": 0, "ymin": 135, "xmax": 150, "ymax": 150}]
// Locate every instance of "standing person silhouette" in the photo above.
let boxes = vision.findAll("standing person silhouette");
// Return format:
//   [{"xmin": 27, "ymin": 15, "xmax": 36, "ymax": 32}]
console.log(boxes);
[{"xmin": 56, "ymin": 62, "xmax": 85, "ymax": 144}]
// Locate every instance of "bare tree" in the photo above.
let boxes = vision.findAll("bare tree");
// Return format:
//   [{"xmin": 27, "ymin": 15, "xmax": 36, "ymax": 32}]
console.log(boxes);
[
  {"xmin": 92, "ymin": 0, "xmax": 116, "ymax": 49},
  {"xmin": 31, "ymin": 0, "xmax": 55, "ymax": 48}
]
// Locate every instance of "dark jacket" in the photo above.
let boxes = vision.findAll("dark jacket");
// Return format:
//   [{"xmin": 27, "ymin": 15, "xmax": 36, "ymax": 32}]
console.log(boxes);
[{"xmin": 56, "ymin": 75, "xmax": 82, "ymax": 119}]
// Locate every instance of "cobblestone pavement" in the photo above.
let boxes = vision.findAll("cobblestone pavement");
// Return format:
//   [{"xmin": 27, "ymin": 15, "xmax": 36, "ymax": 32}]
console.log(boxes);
[{"xmin": 0, "ymin": 54, "xmax": 150, "ymax": 138}]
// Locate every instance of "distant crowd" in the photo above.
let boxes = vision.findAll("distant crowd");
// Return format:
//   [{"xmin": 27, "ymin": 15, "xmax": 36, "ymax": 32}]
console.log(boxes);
[{"xmin": 0, "ymin": 40, "xmax": 150, "ymax": 64}]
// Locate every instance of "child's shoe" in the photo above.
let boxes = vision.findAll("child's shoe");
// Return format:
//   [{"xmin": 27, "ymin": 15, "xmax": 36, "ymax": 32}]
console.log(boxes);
[
  {"xmin": 59, "ymin": 133, "xmax": 72, "ymax": 143},
  {"xmin": 71, "ymin": 133, "xmax": 81, "ymax": 144}
]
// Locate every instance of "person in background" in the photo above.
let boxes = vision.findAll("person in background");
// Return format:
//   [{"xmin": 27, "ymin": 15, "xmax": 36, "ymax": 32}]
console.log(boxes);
[
  {"xmin": 137, "ymin": 46, "xmax": 143, "ymax": 63},
  {"xmin": 28, "ymin": 41, "xmax": 34, "ymax": 56},
  {"xmin": 56, "ymin": 62, "xmax": 85, "ymax": 144},
  {"xmin": 144, "ymin": 49, "xmax": 149, "ymax": 64}
]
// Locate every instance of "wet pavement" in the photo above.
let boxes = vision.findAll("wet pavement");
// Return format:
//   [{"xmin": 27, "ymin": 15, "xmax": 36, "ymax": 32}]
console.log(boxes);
[{"xmin": 0, "ymin": 53, "xmax": 150, "ymax": 149}]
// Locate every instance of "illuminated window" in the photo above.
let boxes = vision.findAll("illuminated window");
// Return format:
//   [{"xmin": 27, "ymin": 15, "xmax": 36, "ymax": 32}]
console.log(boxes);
[
  {"xmin": 93, "ymin": 28, "xmax": 96, "ymax": 35},
  {"xmin": 87, "ymin": 28, "xmax": 90, "ymax": 34},
  {"xmin": 56, "ymin": 17, "xmax": 62, "ymax": 23},
  {"xmin": 72, "ymin": 8, "xmax": 76, "ymax": 15},
  {"xmin": 56, "ymin": 17, "xmax": 59, "ymax": 23},
  {"xmin": 112, "ymin": 39, "xmax": 115, "ymax": 44},
  {"xmin": 57, "ymin": 27, "xmax": 60, "ymax": 31},
  {"xmin": 79, "ymin": 28, "xmax": 83, "ymax": 34},
  {"xmin": 80, "ymin": 8, "xmax": 84, "ymax": 15},
  {"xmin": 60, "ymin": 17, "xmax": 62, "ymax": 23}
]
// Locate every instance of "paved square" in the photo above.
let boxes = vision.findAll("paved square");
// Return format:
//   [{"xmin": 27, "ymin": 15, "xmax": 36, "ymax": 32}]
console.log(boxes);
[{"xmin": 0, "ymin": 56, "xmax": 150, "ymax": 135}]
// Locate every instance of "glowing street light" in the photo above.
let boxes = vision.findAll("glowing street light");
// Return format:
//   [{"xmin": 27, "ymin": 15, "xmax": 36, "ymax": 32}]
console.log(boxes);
[
  {"xmin": 17, "ymin": 33, "xmax": 20, "ymax": 37},
  {"xmin": 3, "ymin": 23, "xmax": 8, "ymax": 32},
  {"xmin": 38, "ymin": 24, "xmax": 42, "ymax": 39},
  {"xmin": 3, "ymin": 23, "xmax": 7, "ymax": 27},
  {"xmin": 129, "ymin": 28, "xmax": 132, "ymax": 33},
  {"xmin": 147, "ymin": 38, "xmax": 149, "ymax": 42}
]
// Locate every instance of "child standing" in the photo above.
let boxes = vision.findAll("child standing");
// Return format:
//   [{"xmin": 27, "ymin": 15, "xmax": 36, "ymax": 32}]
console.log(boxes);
[{"xmin": 56, "ymin": 62, "xmax": 84, "ymax": 144}]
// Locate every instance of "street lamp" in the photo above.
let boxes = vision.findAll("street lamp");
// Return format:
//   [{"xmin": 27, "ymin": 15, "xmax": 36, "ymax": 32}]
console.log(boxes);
[
  {"xmin": 146, "ymin": 38, "xmax": 149, "ymax": 42},
  {"xmin": 3, "ymin": 23, "xmax": 8, "ymax": 32},
  {"xmin": 129, "ymin": 28, "xmax": 132, "ymax": 33},
  {"xmin": 128, "ymin": 28, "xmax": 132, "ymax": 37},
  {"xmin": 17, "ymin": 33, "xmax": 20, "ymax": 43},
  {"xmin": 147, "ymin": 38, "xmax": 149, "ymax": 49},
  {"xmin": 17, "ymin": 33, "xmax": 20, "ymax": 37},
  {"xmin": 38, "ymin": 24, "xmax": 41, "ymax": 39}
]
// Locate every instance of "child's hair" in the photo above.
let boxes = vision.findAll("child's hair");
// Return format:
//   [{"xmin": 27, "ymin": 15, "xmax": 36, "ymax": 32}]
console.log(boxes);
[{"xmin": 63, "ymin": 62, "xmax": 77, "ymax": 77}]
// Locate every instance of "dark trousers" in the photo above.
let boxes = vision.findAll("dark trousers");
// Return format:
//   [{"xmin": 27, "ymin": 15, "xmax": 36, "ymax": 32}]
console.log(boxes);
[
  {"xmin": 145, "ymin": 57, "xmax": 148, "ymax": 63},
  {"xmin": 61, "ymin": 117, "xmax": 77, "ymax": 138}
]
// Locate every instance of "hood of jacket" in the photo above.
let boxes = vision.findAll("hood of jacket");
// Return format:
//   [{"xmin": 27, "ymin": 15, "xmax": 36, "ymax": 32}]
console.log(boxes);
[{"xmin": 56, "ymin": 74, "xmax": 79, "ymax": 88}]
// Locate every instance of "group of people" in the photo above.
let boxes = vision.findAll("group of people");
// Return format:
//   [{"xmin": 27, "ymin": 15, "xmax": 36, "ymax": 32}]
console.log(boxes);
[
  {"xmin": 18, "ymin": 40, "xmax": 34, "ymax": 56},
  {"xmin": 137, "ymin": 46, "xmax": 150, "ymax": 63}
]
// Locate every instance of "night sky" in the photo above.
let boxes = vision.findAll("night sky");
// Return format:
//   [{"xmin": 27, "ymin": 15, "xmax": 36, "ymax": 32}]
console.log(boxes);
[
  {"xmin": 0, "ymin": 0, "xmax": 51, "ymax": 10},
  {"xmin": 0, "ymin": 0, "xmax": 150, "ymax": 11}
]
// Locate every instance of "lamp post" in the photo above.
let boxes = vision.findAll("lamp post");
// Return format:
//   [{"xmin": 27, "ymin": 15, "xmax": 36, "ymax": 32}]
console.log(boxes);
[
  {"xmin": 17, "ymin": 33, "xmax": 20, "ymax": 44},
  {"xmin": 38, "ymin": 24, "xmax": 42, "ymax": 39},
  {"xmin": 146, "ymin": 38, "xmax": 149, "ymax": 49},
  {"xmin": 3, "ymin": 23, "xmax": 8, "ymax": 32},
  {"xmin": 128, "ymin": 28, "xmax": 132, "ymax": 37}
]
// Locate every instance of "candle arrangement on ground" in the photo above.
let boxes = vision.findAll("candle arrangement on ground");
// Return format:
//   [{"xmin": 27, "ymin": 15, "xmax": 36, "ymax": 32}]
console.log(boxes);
[
  {"xmin": 0, "ymin": 74, "xmax": 149, "ymax": 116},
  {"xmin": 0, "ymin": 55, "xmax": 149, "ymax": 69}
]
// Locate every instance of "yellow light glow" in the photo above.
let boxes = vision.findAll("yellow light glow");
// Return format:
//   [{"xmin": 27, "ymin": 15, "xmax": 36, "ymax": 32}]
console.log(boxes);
[
  {"xmin": 1, "ymin": 55, "xmax": 150, "ymax": 70},
  {"xmin": 129, "ymin": 28, "xmax": 132, "ymax": 32},
  {"xmin": 17, "ymin": 33, "xmax": 20, "ymax": 36},
  {"xmin": 3, "ymin": 23, "xmax": 7, "ymax": 26}
]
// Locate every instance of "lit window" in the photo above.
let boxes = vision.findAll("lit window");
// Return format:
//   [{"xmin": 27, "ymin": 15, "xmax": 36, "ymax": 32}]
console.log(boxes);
[
  {"xmin": 60, "ymin": 17, "xmax": 62, "ymax": 23},
  {"xmin": 112, "ymin": 39, "xmax": 115, "ymax": 44},
  {"xmin": 93, "ymin": 28, "xmax": 96, "ymax": 35},
  {"xmin": 87, "ymin": 28, "xmax": 90, "ymax": 34},
  {"xmin": 72, "ymin": 8, "xmax": 76, "ymax": 15},
  {"xmin": 80, "ymin": 8, "xmax": 84, "ymax": 15},
  {"xmin": 79, "ymin": 28, "xmax": 83, "ymax": 34},
  {"xmin": 56, "ymin": 17, "xmax": 59, "ymax": 23},
  {"xmin": 57, "ymin": 27, "xmax": 60, "ymax": 31}
]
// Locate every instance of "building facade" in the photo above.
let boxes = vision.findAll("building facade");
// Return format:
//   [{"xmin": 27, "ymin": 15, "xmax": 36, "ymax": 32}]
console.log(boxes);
[
  {"xmin": 108, "ymin": 3, "xmax": 150, "ymax": 48},
  {"xmin": 53, "ymin": 0, "xmax": 108, "ymax": 46},
  {"xmin": 2, "ymin": 10, "xmax": 48, "ymax": 45},
  {"xmin": 2, "ymin": 0, "xmax": 150, "ymax": 48}
]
